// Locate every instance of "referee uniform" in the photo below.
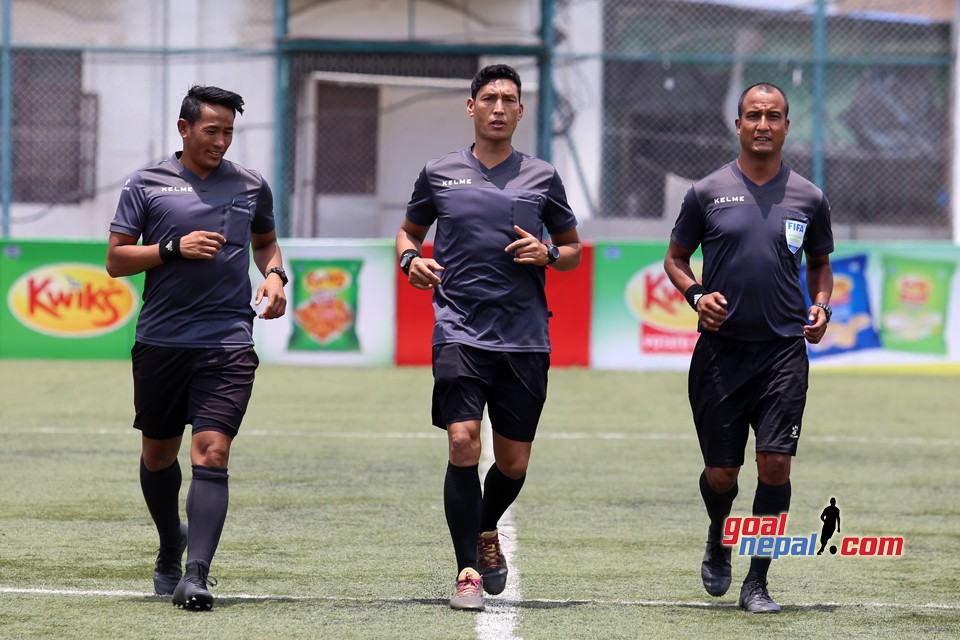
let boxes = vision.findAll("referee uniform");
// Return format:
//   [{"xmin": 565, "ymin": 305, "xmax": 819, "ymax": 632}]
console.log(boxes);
[{"xmin": 665, "ymin": 81, "xmax": 834, "ymax": 615}]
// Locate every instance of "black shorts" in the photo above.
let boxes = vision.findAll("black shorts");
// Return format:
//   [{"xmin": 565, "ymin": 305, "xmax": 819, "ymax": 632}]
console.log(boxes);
[
  {"xmin": 131, "ymin": 342, "xmax": 259, "ymax": 440},
  {"xmin": 431, "ymin": 343, "xmax": 550, "ymax": 443},
  {"xmin": 688, "ymin": 333, "xmax": 808, "ymax": 468}
]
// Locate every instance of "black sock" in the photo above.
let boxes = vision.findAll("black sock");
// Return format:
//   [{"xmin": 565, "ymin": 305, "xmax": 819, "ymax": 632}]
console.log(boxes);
[
  {"xmin": 185, "ymin": 465, "xmax": 229, "ymax": 568},
  {"xmin": 699, "ymin": 470, "xmax": 738, "ymax": 540},
  {"xmin": 140, "ymin": 456, "xmax": 182, "ymax": 549},
  {"xmin": 444, "ymin": 462, "xmax": 481, "ymax": 573},
  {"xmin": 746, "ymin": 478, "xmax": 791, "ymax": 583},
  {"xmin": 480, "ymin": 464, "xmax": 526, "ymax": 533}
]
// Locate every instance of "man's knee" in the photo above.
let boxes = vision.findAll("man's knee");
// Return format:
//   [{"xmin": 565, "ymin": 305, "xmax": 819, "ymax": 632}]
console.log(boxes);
[
  {"xmin": 756, "ymin": 452, "xmax": 791, "ymax": 485},
  {"xmin": 704, "ymin": 466, "xmax": 740, "ymax": 493}
]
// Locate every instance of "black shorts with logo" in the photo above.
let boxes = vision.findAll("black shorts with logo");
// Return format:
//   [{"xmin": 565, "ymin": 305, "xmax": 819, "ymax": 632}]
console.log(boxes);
[
  {"xmin": 431, "ymin": 343, "xmax": 550, "ymax": 443},
  {"xmin": 131, "ymin": 342, "xmax": 259, "ymax": 440},
  {"xmin": 688, "ymin": 333, "xmax": 808, "ymax": 468}
]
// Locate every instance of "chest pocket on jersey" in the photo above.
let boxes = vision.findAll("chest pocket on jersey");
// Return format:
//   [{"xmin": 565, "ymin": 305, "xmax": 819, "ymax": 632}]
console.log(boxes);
[
  {"xmin": 511, "ymin": 196, "xmax": 543, "ymax": 241},
  {"xmin": 222, "ymin": 200, "xmax": 255, "ymax": 247}
]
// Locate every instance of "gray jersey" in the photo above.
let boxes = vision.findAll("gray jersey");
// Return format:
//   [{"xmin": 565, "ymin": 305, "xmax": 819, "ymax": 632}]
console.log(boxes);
[
  {"xmin": 670, "ymin": 161, "xmax": 833, "ymax": 341},
  {"xmin": 110, "ymin": 153, "xmax": 275, "ymax": 347},
  {"xmin": 406, "ymin": 146, "xmax": 578, "ymax": 352}
]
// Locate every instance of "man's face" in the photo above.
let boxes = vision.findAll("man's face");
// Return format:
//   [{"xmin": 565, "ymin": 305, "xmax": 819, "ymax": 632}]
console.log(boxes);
[
  {"xmin": 178, "ymin": 103, "xmax": 235, "ymax": 178},
  {"xmin": 735, "ymin": 88, "xmax": 789, "ymax": 157},
  {"xmin": 467, "ymin": 78, "xmax": 523, "ymax": 144}
]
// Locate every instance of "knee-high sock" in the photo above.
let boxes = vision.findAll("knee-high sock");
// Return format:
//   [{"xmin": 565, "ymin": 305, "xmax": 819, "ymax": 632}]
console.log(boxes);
[
  {"xmin": 185, "ymin": 465, "xmax": 229, "ymax": 568},
  {"xmin": 444, "ymin": 462, "xmax": 481, "ymax": 572},
  {"xmin": 480, "ymin": 464, "xmax": 526, "ymax": 533},
  {"xmin": 140, "ymin": 456, "xmax": 182, "ymax": 549},
  {"xmin": 699, "ymin": 470, "xmax": 738, "ymax": 539},
  {"xmin": 747, "ymin": 479, "xmax": 791, "ymax": 582}
]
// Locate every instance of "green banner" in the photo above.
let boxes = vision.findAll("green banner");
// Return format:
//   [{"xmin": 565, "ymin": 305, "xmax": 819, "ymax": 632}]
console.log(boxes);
[
  {"xmin": 1, "ymin": 240, "xmax": 142, "ymax": 359},
  {"xmin": 880, "ymin": 254, "xmax": 955, "ymax": 355}
]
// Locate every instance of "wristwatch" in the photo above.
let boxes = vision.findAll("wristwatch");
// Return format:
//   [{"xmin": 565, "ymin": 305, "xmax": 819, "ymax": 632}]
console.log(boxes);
[
  {"xmin": 399, "ymin": 249, "xmax": 420, "ymax": 275},
  {"xmin": 266, "ymin": 266, "xmax": 288, "ymax": 286},
  {"xmin": 814, "ymin": 302, "xmax": 832, "ymax": 323},
  {"xmin": 546, "ymin": 244, "xmax": 560, "ymax": 265}
]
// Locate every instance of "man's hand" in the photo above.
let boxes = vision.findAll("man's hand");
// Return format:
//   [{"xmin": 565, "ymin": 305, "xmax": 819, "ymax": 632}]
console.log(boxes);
[
  {"xmin": 407, "ymin": 255, "xmax": 444, "ymax": 290},
  {"xmin": 696, "ymin": 291, "xmax": 728, "ymax": 332},
  {"xmin": 255, "ymin": 274, "xmax": 287, "ymax": 319},
  {"xmin": 505, "ymin": 225, "xmax": 548, "ymax": 265},
  {"xmin": 179, "ymin": 230, "xmax": 226, "ymax": 260},
  {"xmin": 803, "ymin": 305, "xmax": 829, "ymax": 344}
]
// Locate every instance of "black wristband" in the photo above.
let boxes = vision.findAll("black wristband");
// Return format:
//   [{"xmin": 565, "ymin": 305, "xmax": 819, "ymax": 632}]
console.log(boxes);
[
  {"xmin": 399, "ymin": 249, "xmax": 420, "ymax": 275},
  {"xmin": 684, "ymin": 283, "xmax": 707, "ymax": 310},
  {"xmin": 158, "ymin": 237, "xmax": 182, "ymax": 262}
]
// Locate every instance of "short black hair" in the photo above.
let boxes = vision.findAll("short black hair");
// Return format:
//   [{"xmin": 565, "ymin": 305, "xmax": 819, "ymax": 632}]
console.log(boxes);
[
  {"xmin": 737, "ymin": 82, "xmax": 789, "ymax": 118},
  {"xmin": 179, "ymin": 85, "xmax": 245, "ymax": 124},
  {"xmin": 470, "ymin": 64, "xmax": 522, "ymax": 100}
]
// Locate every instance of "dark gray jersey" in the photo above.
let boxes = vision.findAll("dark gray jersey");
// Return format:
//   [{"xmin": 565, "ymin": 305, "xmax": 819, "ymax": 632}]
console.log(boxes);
[
  {"xmin": 110, "ymin": 153, "xmax": 275, "ymax": 347},
  {"xmin": 670, "ymin": 161, "xmax": 833, "ymax": 341},
  {"xmin": 406, "ymin": 146, "xmax": 577, "ymax": 352}
]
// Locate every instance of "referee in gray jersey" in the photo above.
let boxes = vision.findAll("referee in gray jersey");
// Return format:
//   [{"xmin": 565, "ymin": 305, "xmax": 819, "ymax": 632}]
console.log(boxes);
[
  {"xmin": 396, "ymin": 64, "xmax": 581, "ymax": 611},
  {"xmin": 107, "ymin": 85, "xmax": 287, "ymax": 611},
  {"xmin": 664, "ymin": 82, "xmax": 834, "ymax": 613}
]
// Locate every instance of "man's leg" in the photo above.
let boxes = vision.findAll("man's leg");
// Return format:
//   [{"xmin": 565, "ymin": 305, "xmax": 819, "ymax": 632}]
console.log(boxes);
[
  {"xmin": 141, "ymin": 436, "xmax": 186, "ymax": 595},
  {"xmin": 476, "ymin": 434, "xmax": 531, "ymax": 595},
  {"xmin": 444, "ymin": 420, "xmax": 485, "ymax": 611},
  {"xmin": 173, "ymin": 431, "xmax": 232, "ymax": 611},
  {"xmin": 700, "ymin": 466, "xmax": 739, "ymax": 597},
  {"xmin": 739, "ymin": 452, "xmax": 791, "ymax": 613}
]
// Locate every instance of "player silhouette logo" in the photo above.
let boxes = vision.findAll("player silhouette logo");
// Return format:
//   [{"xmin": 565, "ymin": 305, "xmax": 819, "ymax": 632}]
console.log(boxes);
[{"xmin": 817, "ymin": 497, "xmax": 841, "ymax": 555}]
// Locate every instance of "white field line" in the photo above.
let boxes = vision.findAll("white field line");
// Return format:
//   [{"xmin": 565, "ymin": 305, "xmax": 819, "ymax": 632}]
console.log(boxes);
[
  {"xmin": 2, "ymin": 587, "xmax": 958, "ymax": 612},
  {"xmin": 476, "ymin": 419, "xmax": 522, "ymax": 640},
  {"xmin": 6, "ymin": 427, "xmax": 960, "ymax": 449}
]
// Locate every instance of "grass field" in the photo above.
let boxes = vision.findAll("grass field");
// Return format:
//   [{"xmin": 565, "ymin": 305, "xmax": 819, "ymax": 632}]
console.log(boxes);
[{"xmin": 1, "ymin": 360, "xmax": 959, "ymax": 639}]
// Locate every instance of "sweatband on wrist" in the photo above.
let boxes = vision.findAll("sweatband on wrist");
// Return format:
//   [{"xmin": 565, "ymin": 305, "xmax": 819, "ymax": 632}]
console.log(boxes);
[
  {"xmin": 158, "ymin": 237, "xmax": 182, "ymax": 262},
  {"xmin": 684, "ymin": 283, "xmax": 707, "ymax": 310}
]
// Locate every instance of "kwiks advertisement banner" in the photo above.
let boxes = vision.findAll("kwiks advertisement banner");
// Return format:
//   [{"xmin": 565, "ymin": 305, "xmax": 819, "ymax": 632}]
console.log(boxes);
[
  {"xmin": 251, "ymin": 240, "xmax": 395, "ymax": 366},
  {"xmin": 1, "ymin": 239, "xmax": 394, "ymax": 365},
  {"xmin": 0, "ymin": 240, "xmax": 142, "ymax": 358},
  {"xmin": 591, "ymin": 241, "xmax": 960, "ymax": 370}
]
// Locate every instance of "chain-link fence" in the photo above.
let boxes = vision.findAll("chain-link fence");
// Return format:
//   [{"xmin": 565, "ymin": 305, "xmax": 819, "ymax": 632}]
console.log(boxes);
[
  {"xmin": 591, "ymin": 0, "xmax": 952, "ymax": 237},
  {"xmin": 1, "ymin": 0, "xmax": 955, "ymax": 240}
]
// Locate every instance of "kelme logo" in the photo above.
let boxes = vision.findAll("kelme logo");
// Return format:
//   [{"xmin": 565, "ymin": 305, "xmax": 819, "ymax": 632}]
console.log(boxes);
[{"xmin": 7, "ymin": 263, "xmax": 138, "ymax": 337}]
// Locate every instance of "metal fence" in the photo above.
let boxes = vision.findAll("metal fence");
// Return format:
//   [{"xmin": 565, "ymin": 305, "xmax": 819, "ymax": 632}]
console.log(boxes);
[
  {"xmin": 588, "ymin": 0, "xmax": 952, "ymax": 236},
  {"xmin": 1, "ymin": 0, "xmax": 954, "ymax": 240}
]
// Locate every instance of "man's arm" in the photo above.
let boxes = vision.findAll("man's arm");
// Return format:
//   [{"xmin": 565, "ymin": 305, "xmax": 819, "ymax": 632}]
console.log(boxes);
[
  {"xmin": 396, "ymin": 218, "xmax": 443, "ymax": 290},
  {"xmin": 664, "ymin": 240, "xmax": 727, "ymax": 332},
  {"xmin": 105, "ymin": 232, "xmax": 161, "ymax": 277},
  {"xmin": 803, "ymin": 253, "xmax": 833, "ymax": 344},
  {"xmin": 252, "ymin": 230, "xmax": 286, "ymax": 319},
  {"xmin": 106, "ymin": 230, "xmax": 227, "ymax": 278}
]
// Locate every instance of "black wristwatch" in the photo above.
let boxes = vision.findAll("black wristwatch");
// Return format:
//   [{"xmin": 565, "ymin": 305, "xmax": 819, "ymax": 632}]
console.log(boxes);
[
  {"xmin": 399, "ymin": 249, "xmax": 420, "ymax": 275},
  {"xmin": 814, "ymin": 302, "xmax": 832, "ymax": 323},
  {"xmin": 546, "ymin": 244, "xmax": 560, "ymax": 265},
  {"xmin": 266, "ymin": 266, "xmax": 288, "ymax": 286}
]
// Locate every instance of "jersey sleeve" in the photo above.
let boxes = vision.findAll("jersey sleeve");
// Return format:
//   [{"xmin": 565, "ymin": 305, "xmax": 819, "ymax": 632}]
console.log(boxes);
[
  {"xmin": 669, "ymin": 184, "xmax": 704, "ymax": 250},
  {"xmin": 251, "ymin": 176, "xmax": 276, "ymax": 235},
  {"xmin": 109, "ymin": 172, "xmax": 148, "ymax": 239},
  {"xmin": 543, "ymin": 170, "xmax": 577, "ymax": 235},
  {"xmin": 405, "ymin": 167, "xmax": 438, "ymax": 226},
  {"xmin": 803, "ymin": 192, "xmax": 834, "ymax": 257}
]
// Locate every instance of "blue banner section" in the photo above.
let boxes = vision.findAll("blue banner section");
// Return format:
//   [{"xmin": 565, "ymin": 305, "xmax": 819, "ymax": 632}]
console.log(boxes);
[{"xmin": 803, "ymin": 254, "xmax": 882, "ymax": 359}]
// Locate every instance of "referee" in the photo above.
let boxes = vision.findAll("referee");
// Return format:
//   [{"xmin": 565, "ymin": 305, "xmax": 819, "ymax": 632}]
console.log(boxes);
[
  {"xmin": 106, "ymin": 85, "xmax": 287, "ymax": 611},
  {"xmin": 396, "ymin": 64, "xmax": 581, "ymax": 611},
  {"xmin": 664, "ymin": 82, "xmax": 834, "ymax": 613}
]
